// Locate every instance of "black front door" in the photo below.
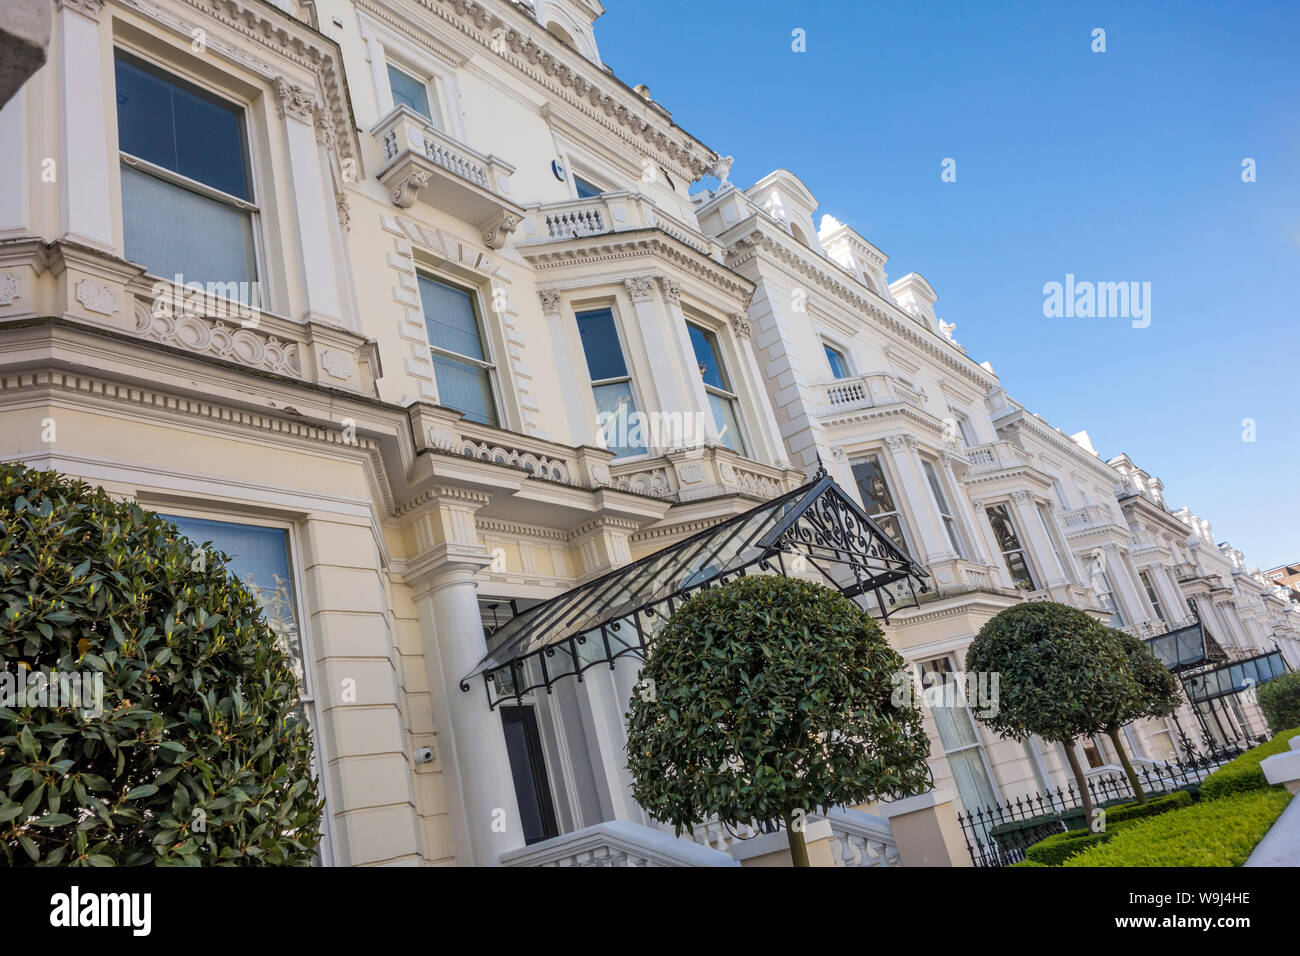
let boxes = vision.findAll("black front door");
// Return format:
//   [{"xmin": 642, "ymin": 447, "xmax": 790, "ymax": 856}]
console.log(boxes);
[{"xmin": 501, "ymin": 705, "xmax": 559, "ymax": 845}]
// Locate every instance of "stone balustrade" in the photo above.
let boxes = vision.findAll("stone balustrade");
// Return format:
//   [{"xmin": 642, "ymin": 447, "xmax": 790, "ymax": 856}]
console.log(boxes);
[
  {"xmin": 816, "ymin": 372, "xmax": 926, "ymax": 417},
  {"xmin": 499, "ymin": 820, "xmax": 738, "ymax": 867},
  {"xmin": 518, "ymin": 191, "xmax": 724, "ymax": 260},
  {"xmin": 962, "ymin": 439, "xmax": 1032, "ymax": 474}
]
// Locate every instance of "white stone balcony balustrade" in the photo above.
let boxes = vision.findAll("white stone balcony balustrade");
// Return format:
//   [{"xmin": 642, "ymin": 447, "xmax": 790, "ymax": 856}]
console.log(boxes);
[
  {"xmin": 814, "ymin": 372, "xmax": 927, "ymax": 417},
  {"xmin": 371, "ymin": 106, "xmax": 524, "ymax": 249},
  {"xmin": 962, "ymin": 439, "xmax": 1032, "ymax": 475},
  {"xmin": 1058, "ymin": 503, "xmax": 1121, "ymax": 533},
  {"xmin": 517, "ymin": 191, "xmax": 724, "ymax": 260},
  {"xmin": 499, "ymin": 820, "xmax": 738, "ymax": 867}
]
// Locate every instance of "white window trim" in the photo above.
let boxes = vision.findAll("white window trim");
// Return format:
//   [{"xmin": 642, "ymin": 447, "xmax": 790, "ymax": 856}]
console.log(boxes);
[
  {"xmin": 850, "ymin": 451, "xmax": 914, "ymax": 554},
  {"xmin": 686, "ymin": 318, "xmax": 751, "ymax": 458},
  {"xmin": 921, "ymin": 456, "xmax": 966, "ymax": 559},
  {"xmin": 359, "ymin": 13, "xmax": 466, "ymax": 141},
  {"xmin": 915, "ymin": 657, "xmax": 1002, "ymax": 807},
  {"xmin": 416, "ymin": 270, "xmax": 505, "ymax": 429},
  {"xmin": 154, "ymin": 505, "xmax": 338, "ymax": 866},
  {"xmin": 820, "ymin": 336, "xmax": 852, "ymax": 379},
  {"xmin": 986, "ymin": 502, "xmax": 1039, "ymax": 590},
  {"xmin": 112, "ymin": 44, "xmax": 269, "ymax": 311},
  {"xmin": 573, "ymin": 299, "xmax": 651, "ymax": 460}
]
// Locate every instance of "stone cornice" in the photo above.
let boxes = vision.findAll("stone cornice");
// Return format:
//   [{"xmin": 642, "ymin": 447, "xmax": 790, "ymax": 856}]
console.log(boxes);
[
  {"xmin": 994, "ymin": 408, "xmax": 1117, "ymax": 483},
  {"xmin": 520, "ymin": 230, "xmax": 754, "ymax": 310},
  {"xmin": 722, "ymin": 222, "xmax": 996, "ymax": 393},
  {"xmin": 385, "ymin": 0, "xmax": 718, "ymax": 182}
]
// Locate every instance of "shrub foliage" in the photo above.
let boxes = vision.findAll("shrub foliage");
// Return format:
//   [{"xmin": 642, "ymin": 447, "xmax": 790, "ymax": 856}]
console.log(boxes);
[
  {"xmin": 1257, "ymin": 671, "xmax": 1300, "ymax": 736},
  {"xmin": 1199, "ymin": 725, "xmax": 1300, "ymax": 802},
  {"xmin": 625, "ymin": 576, "xmax": 932, "ymax": 840},
  {"xmin": 0, "ymin": 463, "xmax": 322, "ymax": 865}
]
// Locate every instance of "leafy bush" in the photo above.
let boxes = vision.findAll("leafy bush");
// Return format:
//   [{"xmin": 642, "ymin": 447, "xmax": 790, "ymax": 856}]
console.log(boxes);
[
  {"xmin": 1025, "ymin": 827, "xmax": 1114, "ymax": 866},
  {"xmin": 1063, "ymin": 789, "xmax": 1293, "ymax": 866},
  {"xmin": 0, "ymin": 463, "xmax": 322, "ymax": 865},
  {"xmin": 1258, "ymin": 672, "xmax": 1300, "ymax": 735},
  {"xmin": 625, "ymin": 575, "xmax": 932, "ymax": 864},
  {"xmin": 1200, "ymin": 726, "xmax": 1300, "ymax": 801},
  {"xmin": 1105, "ymin": 790, "xmax": 1192, "ymax": 825}
]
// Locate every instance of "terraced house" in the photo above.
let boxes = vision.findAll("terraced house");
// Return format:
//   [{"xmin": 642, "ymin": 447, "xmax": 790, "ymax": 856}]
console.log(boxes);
[{"xmin": 1, "ymin": 0, "xmax": 1296, "ymax": 866}]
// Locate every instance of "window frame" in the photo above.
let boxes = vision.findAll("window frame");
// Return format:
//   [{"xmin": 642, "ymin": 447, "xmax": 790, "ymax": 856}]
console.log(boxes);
[
  {"xmin": 360, "ymin": 13, "xmax": 464, "ymax": 140},
  {"xmin": 916, "ymin": 655, "xmax": 1002, "ymax": 810},
  {"xmin": 416, "ymin": 271, "xmax": 503, "ymax": 429},
  {"xmin": 984, "ymin": 503, "xmax": 1038, "ymax": 590},
  {"xmin": 385, "ymin": 59, "xmax": 442, "ymax": 128},
  {"xmin": 149, "ymin": 505, "xmax": 337, "ymax": 865},
  {"xmin": 686, "ymin": 319, "xmax": 750, "ymax": 457},
  {"xmin": 573, "ymin": 302, "xmax": 648, "ymax": 459},
  {"xmin": 112, "ymin": 47, "xmax": 266, "ymax": 306},
  {"xmin": 1139, "ymin": 569, "xmax": 1167, "ymax": 622},
  {"xmin": 822, "ymin": 340, "xmax": 851, "ymax": 380},
  {"xmin": 921, "ymin": 456, "xmax": 966, "ymax": 559},
  {"xmin": 850, "ymin": 452, "xmax": 913, "ymax": 554}
]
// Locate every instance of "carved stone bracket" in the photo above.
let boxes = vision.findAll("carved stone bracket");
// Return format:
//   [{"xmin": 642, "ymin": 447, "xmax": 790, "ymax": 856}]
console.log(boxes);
[{"xmin": 482, "ymin": 213, "xmax": 521, "ymax": 251}]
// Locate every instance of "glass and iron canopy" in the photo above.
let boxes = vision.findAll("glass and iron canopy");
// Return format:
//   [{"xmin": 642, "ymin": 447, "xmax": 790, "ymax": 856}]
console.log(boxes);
[
  {"xmin": 1183, "ymin": 650, "xmax": 1289, "ymax": 703},
  {"xmin": 1142, "ymin": 619, "xmax": 1217, "ymax": 672},
  {"xmin": 461, "ymin": 466, "xmax": 931, "ymax": 709}
]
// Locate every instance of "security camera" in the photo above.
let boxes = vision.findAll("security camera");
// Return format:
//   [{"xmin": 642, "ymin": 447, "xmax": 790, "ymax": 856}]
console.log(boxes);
[{"xmin": 415, "ymin": 746, "xmax": 435, "ymax": 764}]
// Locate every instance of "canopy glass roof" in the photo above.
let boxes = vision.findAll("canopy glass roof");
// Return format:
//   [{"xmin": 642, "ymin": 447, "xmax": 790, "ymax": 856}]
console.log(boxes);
[
  {"xmin": 461, "ymin": 468, "xmax": 931, "ymax": 708},
  {"xmin": 1182, "ymin": 650, "xmax": 1289, "ymax": 703}
]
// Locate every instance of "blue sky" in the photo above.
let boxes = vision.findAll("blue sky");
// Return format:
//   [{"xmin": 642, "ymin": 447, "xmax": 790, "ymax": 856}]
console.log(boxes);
[{"xmin": 596, "ymin": 0, "xmax": 1300, "ymax": 570}]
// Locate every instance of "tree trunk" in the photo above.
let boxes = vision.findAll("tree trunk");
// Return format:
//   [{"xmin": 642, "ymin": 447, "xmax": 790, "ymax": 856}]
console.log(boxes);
[
  {"xmin": 1061, "ymin": 740, "xmax": 1097, "ymax": 832},
  {"xmin": 783, "ymin": 810, "xmax": 810, "ymax": 867},
  {"xmin": 1107, "ymin": 725, "xmax": 1147, "ymax": 804}
]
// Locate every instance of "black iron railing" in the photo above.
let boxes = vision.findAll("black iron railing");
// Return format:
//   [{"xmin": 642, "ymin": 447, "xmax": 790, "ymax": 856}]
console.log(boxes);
[{"xmin": 956, "ymin": 753, "xmax": 1238, "ymax": 867}]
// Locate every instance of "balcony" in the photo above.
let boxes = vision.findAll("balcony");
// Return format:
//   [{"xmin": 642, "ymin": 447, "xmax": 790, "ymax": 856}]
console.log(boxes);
[
  {"xmin": 962, "ymin": 440, "xmax": 1032, "ymax": 475},
  {"xmin": 1058, "ymin": 503, "xmax": 1120, "ymax": 533},
  {"xmin": 517, "ymin": 192, "xmax": 724, "ymax": 261},
  {"xmin": 814, "ymin": 372, "xmax": 926, "ymax": 417},
  {"xmin": 500, "ymin": 820, "xmax": 738, "ymax": 867},
  {"xmin": 371, "ymin": 106, "xmax": 524, "ymax": 249}
]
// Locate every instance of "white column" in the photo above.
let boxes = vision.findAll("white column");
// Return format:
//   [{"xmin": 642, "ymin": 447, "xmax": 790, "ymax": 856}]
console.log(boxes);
[
  {"xmin": 881, "ymin": 434, "xmax": 952, "ymax": 564},
  {"xmin": 725, "ymin": 309, "xmax": 790, "ymax": 466},
  {"xmin": 57, "ymin": 0, "xmax": 113, "ymax": 250},
  {"xmin": 0, "ymin": 85, "xmax": 29, "ymax": 238},
  {"xmin": 1008, "ymin": 491, "xmax": 1067, "ymax": 587},
  {"xmin": 275, "ymin": 78, "xmax": 343, "ymax": 325},
  {"xmin": 414, "ymin": 564, "xmax": 523, "ymax": 865}
]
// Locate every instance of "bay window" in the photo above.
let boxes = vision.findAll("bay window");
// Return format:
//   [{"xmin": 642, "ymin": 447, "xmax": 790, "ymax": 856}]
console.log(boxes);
[
  {"xmin": 418, "ymin": 275, "xmax": 500, "ymax": 427},
  {"xmin": 576, "ymin": 307, "xmax": 645, "ymax": 458},
  {"xmin": 985, "ymin": 504, "xmax": 1037, "ymax": 590},
  {"xmin": 114, "ymin": 52, "xmax": 258, "ymax": 299},
  {"xmin": 687, "ymin": 323, "xmax": 747, "ymax": 455},
  {"xmin": 917, "ymin": 657, "xmax": 999, "ymax": 818},
  {"xmin": 922, "ymin": 458, "xmax": 965, "ymax": 558},
  {"xmin": 851, "ymin": 454, "xmax": 909, "ymax": 551},
  {"xmin": 1140, "ymin": 570, "xmax": 1167, "ymax": 622}
]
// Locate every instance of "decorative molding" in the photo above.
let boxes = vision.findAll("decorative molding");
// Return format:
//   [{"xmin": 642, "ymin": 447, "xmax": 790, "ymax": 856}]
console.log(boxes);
[
  {"xmin": 537, "ymin": 287, "xmax": 562, "ymax": 316},
  {"xmin": 56, "ymin": 0, "xmax": 105, "ymax": 21},
  {"xmin": 391, "ymin": 169, "xmax": 432, "ymax": 208},
  {"xmin": 658, "ymin": 276, "xmax": 681, "ymax": 306},
  {"xmin": 482, "ymin": 212, "xmax": 521, "ymax": 251},
  {"xmin": 320, "ymin": 349, "xmax": 354, "ymax": 381},
  {"xmin": 75, "ymin": 279, "xmax": 119, "ymax": 317},
  {"xmin": 0, "ymin": 273, "xmax": 19, "ymax": 306},
  {"xmin": 132, "ymin": 301, "xmax": 303, "ymax": 378},
  {"xmin": 273, "ymin": 76, "xmax": 321, "ymax": 121},
  {"xmin": 335, "ymin": 192, "xmax": 351, "ymax": 232},
  {"xmin": 623, "ymin": 275, "xmax": 656, "ymax": 302},
  {"xmin": 729, "ymin": 312, "xmax": 751, "ymax": 339}
]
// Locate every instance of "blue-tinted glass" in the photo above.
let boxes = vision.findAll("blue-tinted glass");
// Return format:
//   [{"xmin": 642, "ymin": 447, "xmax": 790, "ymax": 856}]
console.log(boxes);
[
  {"xmin": 387, "ymin": 64, "xmax": 431, "ymax": 120},
  {"xmin": 576, "ymin": 308, "xmax": 629, "ymax": 381},
  {"xmin": 114, "ymin": 54, "xmax": 249, "ymax": 200},
  {"xmin": 159, "ymin": 515, "xmax": 305, "ymax": 686},
  {"xmin": 593, "ymin": 381, "xmax": 645, "ymax": 458},
  {"xmin": 688, "ymin": 324, "xmax": 727, "ymax": 390},
  {"xmin": 824, "ymin": 345, "xmax": 848, "ymax": 379},
  {"xmin": 574, "ymin": 177, "xmax": 601, "ymax": 198},
  {"xmin": 419, "ymin": 275, "xmax": 486, "ymax": 360}
]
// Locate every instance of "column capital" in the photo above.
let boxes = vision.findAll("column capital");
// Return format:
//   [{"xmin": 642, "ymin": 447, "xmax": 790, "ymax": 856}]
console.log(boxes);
[
  {"xmin": 623, "ymin": 275, "xmax": 656, "ymax": 302},
  {"xmin": 729, "ymin": 312, "xmax": 752, "ymax": 339},
  {"xmin": 537, "ymin": 286, "xmax": 562, "ymax": 316},
  {"xmin": 273, "ymin": 76, "xmax": 321, "ymax": 123},
  {"xmin": 57, "ymin": 0, "xmax": 104, "ymax": 22}
]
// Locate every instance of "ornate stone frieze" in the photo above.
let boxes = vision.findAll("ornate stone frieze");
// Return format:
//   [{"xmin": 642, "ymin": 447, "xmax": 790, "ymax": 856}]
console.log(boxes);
[
  {"xmin": 0, "ymin": 273, "xmax": 19, "ymax": 306},
  {"xmin": 623, "ymin": 276, "xmax": 656, "ymax": 302},
  {"xmin": 658, "ymin": 276, "xmax": 681, "ymax": 305},
  {"xmin": 537, "ymin": 287, "xmax": 562, "ymax": 316},
  {"xmin": 132, "ymin": 300, "xmax": 303, "ymax": 378},
  {"xmin": 273, "ymin": 76, "xmax": 319, "ymax": 122},
  {"xmin": 75, "ymin": 279, "xmax": 119, "ymax": 316},
  {"xmin": 730, "ymin": 312, "xmax": 752, "ymax": 339}
]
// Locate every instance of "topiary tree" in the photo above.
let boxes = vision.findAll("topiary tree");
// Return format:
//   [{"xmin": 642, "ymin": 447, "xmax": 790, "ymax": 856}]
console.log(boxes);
[
  {"xmin": 1257, "ymin": 670, "xmax": 1300, "ymax": 736},
  {"xmin": 1099, "ymin": 629, "xmax": 1183, "ymax": 804},
  {"xmin": 964, "ymin": 601, "xmax": 1137, "ymax": 828},
  {"xmin": 0, "ymin": 462, "xmax": 322, "ymax": 865},
  {"xmin": 625, "ymin": 575, "xmax": 932, "ymax": 866}
]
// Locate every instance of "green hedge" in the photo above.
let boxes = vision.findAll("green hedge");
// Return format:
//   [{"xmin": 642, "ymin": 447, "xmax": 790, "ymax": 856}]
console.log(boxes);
[
  {"xmin": 1063, "ymin": 789, "xmax": 1293, "ymax": 867},
  {"xmin": 1200, "ymin": 726, "xmax": 1300, "ymax": 801},
  {"xmin": 1105, "ymin": 790, "xmax": 1193, "ymax": 825},
  {"xmin": 1258, "ymin": 673, "xmax": 1300, "ymax": 735},
  {"xmin": 1023, "ymin": 792, "xmax": 1192, "ymax": 865}
]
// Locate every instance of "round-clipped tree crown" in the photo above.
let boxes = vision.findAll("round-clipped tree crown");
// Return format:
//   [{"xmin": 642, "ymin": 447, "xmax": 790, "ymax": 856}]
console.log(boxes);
[
  {"xmin": 963, "ymin": 601, "xmax": 1137, "ymax": 743},
  {"xmin": 625, "ymin": 575, "xmax": 932, "ymax": 834},
  {"xmin": 0, "ymin": 462, "xmax": 323, "ymax": 865}
]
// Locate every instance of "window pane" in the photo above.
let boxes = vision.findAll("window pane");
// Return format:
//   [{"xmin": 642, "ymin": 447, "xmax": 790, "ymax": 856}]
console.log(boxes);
[
  {"xmin": 115, "ymin": 54, "xmax": 249, "ymax": 200},
  {"xmin": 687, "ymin": 324, "xmax": 728, "ymax": 391},
  {"xmin": 432, "ymin": 353, "xmax": 497, "ymax": 426},
  {"xmin": 160, "ymin": 515, "xmax": 305, "ymax": 688},
  {"xmin": 574, "ymin": 176, "xmax": 602, "ymax": 198},
  {"xmin": 388, "ymin": 64, "xmax": 432, "ymax": 120},
  {"xmin": 985, "ymin": 504, "xmax": 1022, "ymax": 553},
  {"xmin": 707, "ymin": 391, "xmax": 745, "ymax": 454},
  {"xmin": 824, "ymin": 344, "xmax": 848, "ymax": 379},
  {"xmin": 575, "ymin": 308, "xmax": 629, "ymax": 381},
  {"xmin": 1003, "ymin": 549, "xmax": 1036, "ymax": 590},
  {"xmin": 593, "ymin": 381, "xmax": 645, "ymax": 458},
  {"xmin": 122, "ymin": 164, "xmax": 256, "ymax": 289},
  {"xmin": 922, "ymin": 460, "xmax": 949, "ymax": 513},
  {"xmin": 419, "ymin": 276, "xmax": 486, "ymax": 360},
  {"xmin": 851, "ymin": 456, "xmax": 897, "ymax": 515}
]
